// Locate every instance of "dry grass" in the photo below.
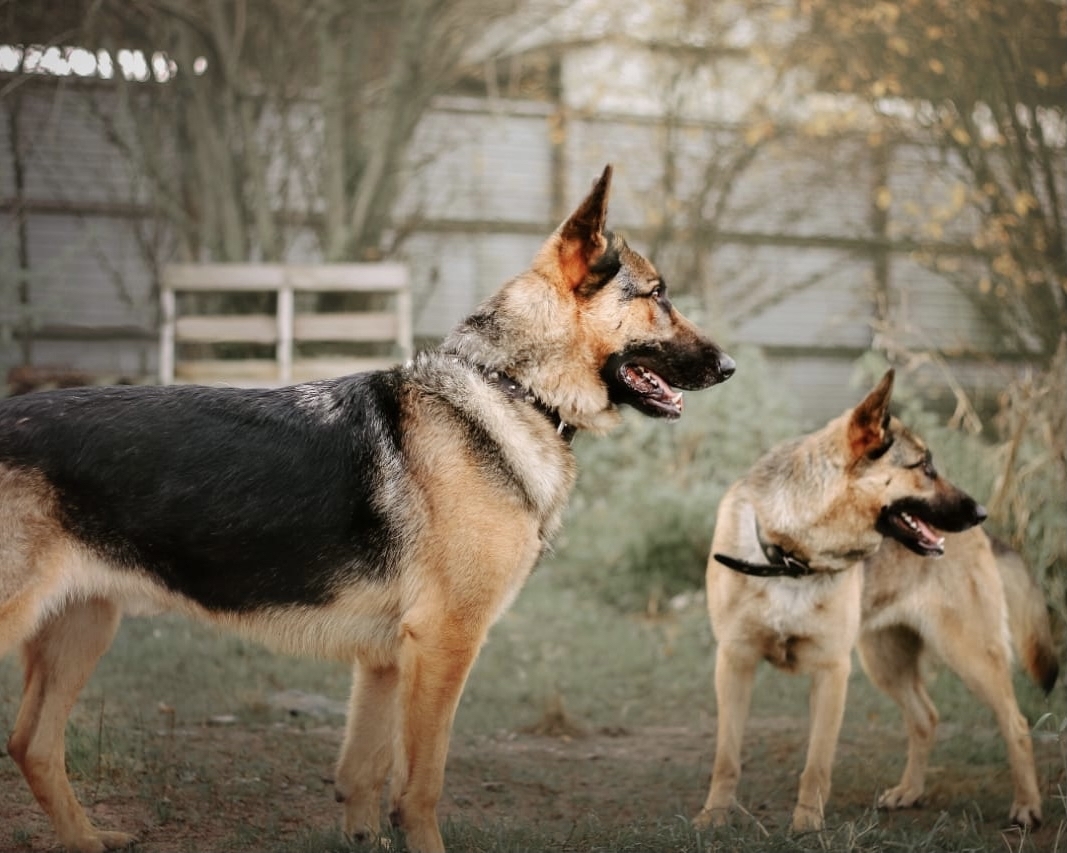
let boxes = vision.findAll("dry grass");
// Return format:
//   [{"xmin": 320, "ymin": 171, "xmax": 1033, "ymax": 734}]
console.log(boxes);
[{"xmin": 0, "ymin": 568, "xmax": 1063, "ymax": 852}]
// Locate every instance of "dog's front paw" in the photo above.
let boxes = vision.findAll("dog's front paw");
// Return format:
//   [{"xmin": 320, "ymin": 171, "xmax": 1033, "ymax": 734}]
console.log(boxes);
[
  {"xmin": 60, "ymin": 828, "xmax": 136, "ymax": 853},
  {"xmin": 1009, "ymin": 800, "xmax": 1042, "ymax": 830},
  {"xmin": 97, "ymin": 830, "xmax": 137, "ymax": 850},
  {"xmin": 692, "ymin": 806, "xmax": 730, "ymax": 830},
  {"xmin": 877, "ymin": 782, "xmax": 924, "ymax": 810},
  {"xmin": 339, "ymin": 788, "xmax": 383, "ymax": 842},
  {"xmin": 790, "ymin": 804, "xmax": 824, "ymax": 832}
]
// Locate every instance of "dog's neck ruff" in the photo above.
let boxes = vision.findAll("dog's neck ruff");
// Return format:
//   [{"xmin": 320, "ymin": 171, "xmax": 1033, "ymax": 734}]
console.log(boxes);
[
  {"xmin": 713, "ymin": 521, "xmax": 819, "ymax": 579},
  {"xmin": 483, "ymin": 368, "xmax": 577, "ymax": 445}
]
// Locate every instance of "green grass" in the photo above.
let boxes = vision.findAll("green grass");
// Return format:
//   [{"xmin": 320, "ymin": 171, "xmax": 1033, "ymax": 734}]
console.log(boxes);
[{"xmin": 0, "ymin": 351, "xmax": 1063, "ymax": 851}]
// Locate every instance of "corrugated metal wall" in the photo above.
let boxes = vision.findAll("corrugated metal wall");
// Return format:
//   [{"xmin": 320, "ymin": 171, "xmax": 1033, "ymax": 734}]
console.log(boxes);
[{"xmin": 0, "ymin": 81, "xmax": 1037, "ymax": 421}]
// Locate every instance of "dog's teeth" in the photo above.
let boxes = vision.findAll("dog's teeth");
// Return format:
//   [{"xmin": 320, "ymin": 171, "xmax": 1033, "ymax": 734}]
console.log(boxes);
[{"xmin": 936, "ymin": 536, "xmax": 945, "ymax": 547}]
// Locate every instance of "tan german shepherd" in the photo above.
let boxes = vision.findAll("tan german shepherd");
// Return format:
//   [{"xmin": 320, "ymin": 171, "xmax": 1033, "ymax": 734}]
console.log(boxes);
[
  {"xmin": 861, "ymin": 530, "xmax": 1058, "ymax": 828},
  {"xmin": 694, "ymin": 369, "xmax": 988, "ymax": 832},
  {"xmin": 0, "ymin": 165, "xmax": 734, "ymax": 853}
]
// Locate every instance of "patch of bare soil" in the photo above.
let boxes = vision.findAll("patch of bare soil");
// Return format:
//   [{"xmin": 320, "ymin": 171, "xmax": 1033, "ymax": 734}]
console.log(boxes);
[{"xmin": 0, "ymin": 716, "xmax": 1063, "ymax": 852}]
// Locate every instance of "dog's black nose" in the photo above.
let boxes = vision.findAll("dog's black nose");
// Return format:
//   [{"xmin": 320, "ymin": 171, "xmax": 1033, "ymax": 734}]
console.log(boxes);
[
  {"xmin": 717, "ymin": 353, "xmax": 736, "ymax": 380},
  {"xmin": 973, "ymin": 503, "xmax": 988, "ymax": 524}
]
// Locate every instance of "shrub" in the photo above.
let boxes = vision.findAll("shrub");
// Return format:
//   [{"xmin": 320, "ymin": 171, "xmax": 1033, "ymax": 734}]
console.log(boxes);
[
  {"xmin": 553, "ymin": 346, "xmax": 798, "ymax": 612},
  {"xmin": 855, "ymin": 343, "xmax": 1067, "ymax": 632},
  {"xmin": 986, "ymin": 340, "xmax": 1067, "ymax": 629},
  {"xmin": 557, "ymin": 343, "xmax": 1065, "ymax": 628}
]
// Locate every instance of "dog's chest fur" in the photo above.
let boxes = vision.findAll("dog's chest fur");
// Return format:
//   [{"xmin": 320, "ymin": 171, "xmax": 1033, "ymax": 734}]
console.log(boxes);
[{"xmin": 745, "ymin": 570, "xmax": 862, "ymax": 672}]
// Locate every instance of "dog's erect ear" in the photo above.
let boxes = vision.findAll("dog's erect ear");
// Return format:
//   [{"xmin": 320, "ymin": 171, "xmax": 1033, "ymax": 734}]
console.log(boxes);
[
  {"xmin": 847, "ymin": 369, "xmax": 895, "ymax": 460},
  {"xmin": 557, "ymin": 165, "xmax": 612, "ymax": 290}
]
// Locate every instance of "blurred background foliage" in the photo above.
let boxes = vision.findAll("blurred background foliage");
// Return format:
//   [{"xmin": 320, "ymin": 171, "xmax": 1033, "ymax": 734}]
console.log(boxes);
[{"xmin": 559, "ymin": 341, "xmax": 1066, "ymax": 636}]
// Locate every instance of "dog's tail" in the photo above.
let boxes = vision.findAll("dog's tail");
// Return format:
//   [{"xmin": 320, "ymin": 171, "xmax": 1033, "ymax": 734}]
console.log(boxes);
[{"xmin": 994, "ymin": 537, "xmax": 1060, "ymax": 694}]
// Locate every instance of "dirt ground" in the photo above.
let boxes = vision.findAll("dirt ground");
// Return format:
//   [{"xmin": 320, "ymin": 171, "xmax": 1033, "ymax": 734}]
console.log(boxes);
[{"xmin": 1, "ymin": 708, "xmax": 1064, "ymax": 852}]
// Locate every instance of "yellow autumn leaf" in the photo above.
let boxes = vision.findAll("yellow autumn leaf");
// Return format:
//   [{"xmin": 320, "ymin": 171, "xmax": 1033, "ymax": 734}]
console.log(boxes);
[
  {"xmin": 1013, "ymin": 191, "xmax": 1038, "ymax": 216},
  {"xmin": 951, "ymin": 126, "xmax": 972, "ymax": 145},
  {"xmin": 888, "ymin": 36, "xmax": 910, "ymax": 55},
  {"xmin": 928, "ymin": 58, "xmax": 945, "ymax": 74},
  {"xmin": 978, "ymin": 277, "xmax": 992, "ymax": 294},
  {"xmin": 992, "ymin": 254, "xmax": 1017, "ymax": 277},
  {"xmin": 876, "ymin": 2, "xmax": 901, "ymax": 24},
  {"xmin": 951, "ymin": 183, "xmax": 968, "ymax": 211},
  {"xmin": 744, "ymin": 121, "xmax": 775, "ymax": 146},
  {"xmin": 875, "ymin": 186, "xmax": 893, "ymax": 210}
]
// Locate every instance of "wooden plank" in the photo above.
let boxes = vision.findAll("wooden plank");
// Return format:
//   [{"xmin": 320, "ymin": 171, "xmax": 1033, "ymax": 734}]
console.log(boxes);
[
  {"xmin": 163, "ymin": 263, "xmax": 408, "ymax": 293},
  {"xmin": 174, "ymin": 359, "xmax": 280, "ymax": 383},
  {"xmin": 291, "ymin": 357, "xmax": 400, "ymax": 381},
  {"xmin": 159, "ymin": 288, "xmax": 176, "ymax": 383},
  {"xmin": 162, "ymin": 264, "xmax": 287, "ymax": 291},
  {"xmin": 174, "ymin": 315, "xmax": 278, "ymax": 343},
  {"xmin": 278, "ymin": 287, "xmax": 294, "ymax": 384},
  {"xmin": 284, "ymin": 263, "xmax": 409, "ymax": 292},
  {"xmin": 396, "ymin": 286, "xmax": 413, "ymax": 358},
  {"xmin": 173, "ymin": 357, "xmax": 399, "ymax": 386},
  {"xmin": 293, "ymin": 312, "xmax": 400, "ymax": 342}
]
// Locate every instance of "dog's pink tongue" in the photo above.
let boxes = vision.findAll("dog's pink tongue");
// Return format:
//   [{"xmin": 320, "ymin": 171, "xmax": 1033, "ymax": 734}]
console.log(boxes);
[
  {"xmin": 628, "ymin": 365, "xmax": 683, "ymax": 410},
  {"xmin": 650, "ymin": 370, "xmax": 683, "ymax": 412},
  {"xmin": 912, "ymin": 515, "xmax": 944, "ymax": 549}
]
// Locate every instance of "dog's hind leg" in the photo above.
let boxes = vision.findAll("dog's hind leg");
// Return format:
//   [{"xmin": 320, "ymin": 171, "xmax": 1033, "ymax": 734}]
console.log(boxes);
[
  {"xmin": 929, "ymin": 615, "xmax": 1043, "ymax": 828},
  {"xmin": 792, "ymin": 659, "xmax": 850, "ymax": 831},
  {"xmin": 7, "ymin": 597, "xmax": 129, "ymax": 853},
  {"xmin": 694, "ymin": 644, "xmax": 758, "ymax": 829},
  {"xmin": 858, "ymin": 625, "xmax": 938, "ymax": 810},
  {"xmin": 335, "ymin": 660, "xmax": 400, "ymax": 841}
]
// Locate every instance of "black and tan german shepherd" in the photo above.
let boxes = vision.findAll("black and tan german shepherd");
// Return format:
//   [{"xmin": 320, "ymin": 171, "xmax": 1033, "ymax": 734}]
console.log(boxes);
[
  {"xmin": 694, "ymin": 369, "xmax": 987, "ymax": 833},
  {"xmin": 0, "ymin": 166, "xmax": 733, "ymax": 853}
]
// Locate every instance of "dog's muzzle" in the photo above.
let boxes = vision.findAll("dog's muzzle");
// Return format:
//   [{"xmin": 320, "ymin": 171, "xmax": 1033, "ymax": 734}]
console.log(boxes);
[{"xmin": 602, "ymin": 345, "xmax": 735, "ymax": 419}]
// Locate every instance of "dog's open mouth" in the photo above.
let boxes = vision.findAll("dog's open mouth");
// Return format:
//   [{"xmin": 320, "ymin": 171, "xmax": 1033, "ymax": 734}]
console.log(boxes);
[
  {"xmin": 602, "ymin": 346, "xmax": 733, "ymax": 420},
  {"xmin": 620, "ymin": 363, "xmax": 684, "ymax": 419},
  {"xmin": 877, "ymin": 504, "xmax": 946, "ymax": 556}
]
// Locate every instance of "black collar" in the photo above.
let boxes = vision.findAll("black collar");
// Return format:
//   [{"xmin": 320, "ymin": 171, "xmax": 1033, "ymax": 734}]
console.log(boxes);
[
  {"xmin": 713, "ymin": 522, "xmax": 816, "ymax": 578},
  {"xmin": 483, "ymin": 369, "xmax": 577, "ymax": 445}
]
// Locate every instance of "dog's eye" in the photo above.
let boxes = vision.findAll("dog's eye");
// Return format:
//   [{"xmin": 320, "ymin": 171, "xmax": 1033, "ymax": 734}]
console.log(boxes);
[
  {"xmin": 908, "ymin": 459, "xmax": 937, "ymax": 478},
  {"xmin": 649, "ymin": 284, "xmax": 665, "ymax": 301}
]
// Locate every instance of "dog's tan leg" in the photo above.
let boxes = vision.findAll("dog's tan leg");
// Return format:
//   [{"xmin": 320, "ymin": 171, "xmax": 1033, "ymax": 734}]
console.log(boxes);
[
  {"xmin": 0, "ymin": 590, "xmax": 48, "ymax": 659},
  {"xmin": 694, "ymin": 644, "xmax": 758, "ymax": 829},
  {"xmin": 335, "ymin": 661, "xmax": 400, "ymax": 841},
  {"xmin": 857, "ymin": 626, "xmax": 937, "ymax": 810},
  {"xmin": 7, "ymin": 597, "xmax": 132, "ymax": 853},
  {"xmin": 387, "ymin": 615, "xmax": 483, "ymax": 853},
  {"xmin": 792, "ymin": 660, "xmax": 850, "ymax": 831},
  {"xmin": 933, "ymin": 624, "xmax": 1043, "ymax": 827}
]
